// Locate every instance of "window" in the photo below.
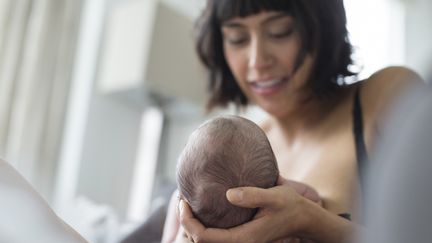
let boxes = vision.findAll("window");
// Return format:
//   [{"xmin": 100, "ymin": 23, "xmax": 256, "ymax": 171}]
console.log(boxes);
[{"xmin": 344, "ymin": 0, "xmax": 405, "ymax": 79}]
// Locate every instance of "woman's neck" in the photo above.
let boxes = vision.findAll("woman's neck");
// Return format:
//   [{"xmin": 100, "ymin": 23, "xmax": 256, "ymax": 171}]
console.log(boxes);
[{"xmin": 270, "ymin": 87, "xmax": 351, "ymax": 140}]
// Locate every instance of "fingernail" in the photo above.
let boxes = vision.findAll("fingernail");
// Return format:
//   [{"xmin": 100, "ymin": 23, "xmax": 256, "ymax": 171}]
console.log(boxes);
[{"xmin": 227, "ymin": 188, "xmax": 243, "ymax": 202}]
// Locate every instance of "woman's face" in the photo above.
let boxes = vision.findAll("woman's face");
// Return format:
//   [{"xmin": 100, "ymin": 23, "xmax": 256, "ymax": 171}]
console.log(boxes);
[{"xmin": 221, "ymin": 11, "xmax": 314, "ymax": 117}]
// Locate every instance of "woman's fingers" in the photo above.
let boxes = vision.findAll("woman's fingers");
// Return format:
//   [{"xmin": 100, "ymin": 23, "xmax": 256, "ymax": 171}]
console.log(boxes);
[
  {"xmin": 179, "ymin": 189, "xmax": 299, "ymax": 243},
  {"xmin": 178, "ymin": 200, "xmax": 205, "ymax": 238},
  {"xmin": 179, "ymin": 200, "xmax": 236, "ymax": 243},
  {"xmin": 178, "ymin": 174, "xmax": 319, "ymax": 243},
  {"xmin": 226, "ymin": 175, "xmax": 295, "ymax": 209},
  {"xmin": 226, "ymin": 187, "xmax": 270, "ymax": 208},
  {"xmin": 226, "ymin": 185, "xmax": 288, "ymax": 209}
]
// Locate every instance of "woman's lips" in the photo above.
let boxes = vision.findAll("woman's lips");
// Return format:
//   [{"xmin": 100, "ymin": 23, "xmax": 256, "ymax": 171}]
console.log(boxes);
[{"xmin": 249, "ymin": 77, "xmax": 288, "ymax": 95}]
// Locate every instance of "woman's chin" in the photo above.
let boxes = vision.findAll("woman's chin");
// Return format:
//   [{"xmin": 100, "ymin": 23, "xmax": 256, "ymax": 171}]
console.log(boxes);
[{"xmin": 258, "ymin": 102, "xmax": 292, "ymax": 119}]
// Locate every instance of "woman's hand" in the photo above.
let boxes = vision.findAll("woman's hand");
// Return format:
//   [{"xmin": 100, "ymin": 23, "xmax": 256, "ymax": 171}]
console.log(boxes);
[{"xmin": 178, "ymin": 175, "xmax": 318, "ymax": 243}]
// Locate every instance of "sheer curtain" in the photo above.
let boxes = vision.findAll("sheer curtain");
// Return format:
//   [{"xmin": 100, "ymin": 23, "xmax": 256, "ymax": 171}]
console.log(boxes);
[{"xmin": 0, "ymin": 0, "xmax": 83, "ymax": 200}]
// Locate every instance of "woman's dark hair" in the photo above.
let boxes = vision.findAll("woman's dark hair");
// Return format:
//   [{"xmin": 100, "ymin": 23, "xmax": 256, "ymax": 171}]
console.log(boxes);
[{"xmin": 195, "ymin": 0, "xmax": 357, "ymax": 110}]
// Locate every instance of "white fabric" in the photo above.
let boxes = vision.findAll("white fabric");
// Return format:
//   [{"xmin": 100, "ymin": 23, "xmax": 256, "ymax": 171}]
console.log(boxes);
[{"xmin": 0, "ymin": 159, "xmax": 87, "ymax": 243}]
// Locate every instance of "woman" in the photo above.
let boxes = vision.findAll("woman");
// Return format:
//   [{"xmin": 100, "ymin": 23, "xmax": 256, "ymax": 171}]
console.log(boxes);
[{"xmin": 163, "ymin": 0, "xmax": 423, "ymax": 242}]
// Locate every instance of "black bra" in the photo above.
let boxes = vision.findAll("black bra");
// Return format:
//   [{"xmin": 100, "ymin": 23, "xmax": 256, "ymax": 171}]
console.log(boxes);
[
  {"xmin": 336, "ymin": 87, "xmax": 369, "ymax": 222},
  {"xmin": 353, "ymin": 87, "xmax": 369, "ymax": 191}
]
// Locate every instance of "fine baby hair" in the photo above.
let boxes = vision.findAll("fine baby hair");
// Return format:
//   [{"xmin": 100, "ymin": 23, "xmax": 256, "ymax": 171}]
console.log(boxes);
[{"xmin": 176, "ymin": 115, "xmax": 279, "ymax": 228}]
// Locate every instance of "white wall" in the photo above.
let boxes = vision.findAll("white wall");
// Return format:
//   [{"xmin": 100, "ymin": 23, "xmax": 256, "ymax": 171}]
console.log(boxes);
[
  {"xmin": 161, "ymin": 0, "xmax": 204, "ymax": 19},
  {"xmin": 77, "ymin": 94, "xmax": 142, "ymax": 218},
  {"xmin": 344, "ymin": 0, "xmax": 406, "ymax": 79},
  {"xmin": 404, "ymin": 0, "xmax": 432, "ymax": 78},
  {"xmin": 74, "ymin": 0, "xmax": 208, "ymax": 220}
]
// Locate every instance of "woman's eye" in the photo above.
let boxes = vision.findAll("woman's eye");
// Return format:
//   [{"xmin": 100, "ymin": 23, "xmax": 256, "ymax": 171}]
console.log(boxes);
[
  {"xmin": 224, "ymin": 36, "xmax": 248, "ymax": 46},
  {"xmin": 268, "ymin": 28, "xmax": 294, "ymax": 39}
]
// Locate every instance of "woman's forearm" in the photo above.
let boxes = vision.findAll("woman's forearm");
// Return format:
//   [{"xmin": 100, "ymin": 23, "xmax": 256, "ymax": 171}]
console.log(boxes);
[{"xmin": 301, "ymin": 199, "xmax": 362, "ymax": 243}]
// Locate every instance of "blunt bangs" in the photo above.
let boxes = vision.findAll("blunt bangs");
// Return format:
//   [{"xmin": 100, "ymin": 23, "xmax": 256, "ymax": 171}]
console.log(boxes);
[{"xmin": 214, "ymin": 0, "xmax": 295, "ymax": 23}]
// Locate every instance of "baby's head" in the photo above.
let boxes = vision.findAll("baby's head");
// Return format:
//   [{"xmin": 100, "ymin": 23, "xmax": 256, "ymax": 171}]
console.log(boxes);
[{"xmin": 177, "ymin": 115, "xmax": 279, "ymax": 228}]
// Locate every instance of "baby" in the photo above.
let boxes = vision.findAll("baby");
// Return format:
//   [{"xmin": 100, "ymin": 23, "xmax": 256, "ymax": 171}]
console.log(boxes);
[{"xmin": 176, "ymin": 115, "xmax": 321, "ymax": 229}]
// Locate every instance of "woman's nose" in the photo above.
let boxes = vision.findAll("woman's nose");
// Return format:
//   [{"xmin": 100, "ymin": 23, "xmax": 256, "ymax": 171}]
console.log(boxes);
[{"xmin": 248, "ymin": 38, "xmax": 274, "ymax": 70}]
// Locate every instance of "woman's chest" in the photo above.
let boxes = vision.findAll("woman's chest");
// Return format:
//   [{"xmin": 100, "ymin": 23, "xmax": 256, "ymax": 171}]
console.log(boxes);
[{"xmin": 270, "ymin": 130, "xmax": 362, "ymax": 220}]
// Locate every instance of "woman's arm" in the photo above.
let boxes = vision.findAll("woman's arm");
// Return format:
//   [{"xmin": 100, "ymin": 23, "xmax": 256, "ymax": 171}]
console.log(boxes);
[
  {"xmin": 161, "ymin": 190, "xmax": 182, "ymax": 243},
  {"xmin": 362, "ymin": 67, "xmax": 424, "ymax": 135},
  {"xmin": 179, "ymin": 176, "xmax": 362, "ymax": 243}
]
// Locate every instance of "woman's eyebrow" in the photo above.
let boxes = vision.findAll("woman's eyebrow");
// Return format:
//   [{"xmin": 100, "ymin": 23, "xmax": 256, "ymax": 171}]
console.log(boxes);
[
  {"xmin": 221, "ymin": 21, "xmax": 245, "ymax": 29},
  {"xmin": 262, "ymin": 13, "xmax": 291, "ymax": 25}
]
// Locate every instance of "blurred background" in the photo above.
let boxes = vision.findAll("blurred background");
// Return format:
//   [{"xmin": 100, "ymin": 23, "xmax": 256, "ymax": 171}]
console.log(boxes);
[{"xmin": 0, "ymin": 0, "xmax": 431, "ymax": 242}]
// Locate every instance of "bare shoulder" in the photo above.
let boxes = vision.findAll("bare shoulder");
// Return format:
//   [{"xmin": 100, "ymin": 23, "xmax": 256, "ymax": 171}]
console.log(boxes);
[
  {"xmin": 362, "ymin": 66, "xmax": 423, "ymax": 97},
  {"xmin": 360, "ymin": 66, "xmax": 425, "ymax": 129}
]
